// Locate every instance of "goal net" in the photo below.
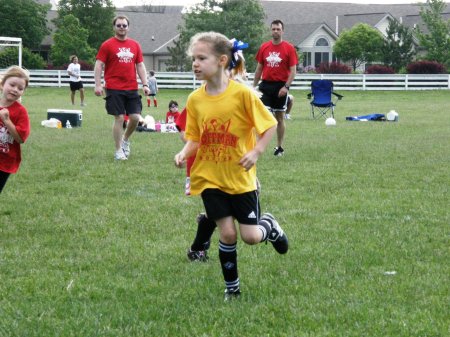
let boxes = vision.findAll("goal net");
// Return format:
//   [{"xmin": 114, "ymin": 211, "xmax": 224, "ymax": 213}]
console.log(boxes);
[{"xmin": 0, "ymin": 37, "xmax": 22, "ymax": 70}]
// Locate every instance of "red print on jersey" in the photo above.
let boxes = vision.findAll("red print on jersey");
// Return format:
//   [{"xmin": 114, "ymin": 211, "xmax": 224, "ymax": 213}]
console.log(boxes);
[{"xmin": 199, "ymin": 118, "xmax": 238, "ymax": 163}]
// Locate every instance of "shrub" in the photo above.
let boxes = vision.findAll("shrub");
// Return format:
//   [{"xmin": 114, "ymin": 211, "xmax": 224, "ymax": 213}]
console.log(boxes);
[
  {"xmin": 0, "ymin": 47, "xmax": 47, "ymax": 69},
  {"xmin": 366, "ymin": 65, "xmax": 395, "ymax": 74},
  {"xmin": 316, "ymin": 61, "xmax": 351, "ymax": 74},
  {"xmin": 406, "ymin": 60, "xmax": 447, "ymax": 74},
  {"xmin": 298, "ymin": 65, "xmax": 316, "ymax": 73}
]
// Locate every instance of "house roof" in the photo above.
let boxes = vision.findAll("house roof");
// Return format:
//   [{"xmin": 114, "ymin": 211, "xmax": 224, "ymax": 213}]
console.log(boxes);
[
  {"xmin": 40, "ymin": 1, "xmax": 450, "ymax": 55},
  {"xmin": 337, "ymin": 13, "xmax": 393, "ymax": 33},
  {"xmin": 260, "ymin": 1, "xmax": 450, "ymax": 35},
  {"xmin": 116, "ymin": 6, "xmax": 184, "ymax": 55}
]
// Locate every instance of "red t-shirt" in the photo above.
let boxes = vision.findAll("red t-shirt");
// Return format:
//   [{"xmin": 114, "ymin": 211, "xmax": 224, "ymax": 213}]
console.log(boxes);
[
  {"xmin": 255, "ymin": 40, "xmax": 298, "ymax": 82},
  {"xmin": 96, "ymin": 37, "xmax": 144, "ymax": 90},
  {"xmin": 166, "ymin": 111, "xmax": 180, "ymax": 124},
  {"xmin": 0, "ymin": 101, "xmax": 30, "ymax": 173},
  {"xmin": 175, "ymin": 108, "xmax": 195, "ymax": 177}
]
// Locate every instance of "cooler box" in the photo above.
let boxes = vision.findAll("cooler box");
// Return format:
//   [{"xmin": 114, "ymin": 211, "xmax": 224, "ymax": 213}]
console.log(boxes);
[{"xmin": 47, "ymin": 109, "xmax": 82, "ymax": 128}]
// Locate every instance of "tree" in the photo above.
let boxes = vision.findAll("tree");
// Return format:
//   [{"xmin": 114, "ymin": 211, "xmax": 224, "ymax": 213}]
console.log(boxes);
[
  {"xmin": 382, "ymin": 19, "xmax": 415, "ymax": 72},
  {"xmin": 417, "ymin": 0, "xmax": 450, "ymax": 68},
  {"xmin": 56, "ymin": 0, "xmax": 115, "ymax": 51},
  {"xmin": 174, "ymin": 0, "xmax": 267, "ymax": 72},
  {"xmin": 50, "ymin": 15, "xmax": 97, "ymax": 67},
  {"xmin": 166, "ymin": 38, "xmax": 189, "ymax": 72},
  {"xmin": 333, "ymin": 23, "xmax": 384, "ymax": 71},
  {"xmin": 0, "ymin": 0, "xmax": 50, "ymax": 49}
]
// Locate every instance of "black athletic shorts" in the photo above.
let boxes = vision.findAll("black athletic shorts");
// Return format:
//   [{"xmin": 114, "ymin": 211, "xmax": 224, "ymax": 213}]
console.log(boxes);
[
  {"xmin": 201, "ymin": 188, "xmax": 260, "ymax": 225},
  {"xmin": 104, "ymin": 89, "xmax": 142, "ymax": 116},
  {"xmin": 70, "ymin": 81, "xmax": 83, "ymax": 91},
  {"xmin": 258, "ymin": 80, "xmax": 289, "ymax": 112}
]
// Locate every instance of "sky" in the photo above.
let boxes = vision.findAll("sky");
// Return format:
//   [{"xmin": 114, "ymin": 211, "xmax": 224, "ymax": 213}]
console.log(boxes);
[{"xmin": 110, "ymin": 0, "xmax": 434, "ymax": 8}]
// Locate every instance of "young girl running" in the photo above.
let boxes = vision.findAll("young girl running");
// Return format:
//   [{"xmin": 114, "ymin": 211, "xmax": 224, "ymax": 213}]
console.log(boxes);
[
  {"xmin": 174, "ymin": 32, "xmax": 289, "ymax": 300},
  {"xmin": 0, "ymin": 66, "xmax": 31, "ymax": 193}
]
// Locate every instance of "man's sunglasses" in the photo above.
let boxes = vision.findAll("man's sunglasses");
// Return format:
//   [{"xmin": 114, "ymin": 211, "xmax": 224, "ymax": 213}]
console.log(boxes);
[
  {"xmin": 116, "ymin": 24, "xmax": 128, "ymax": 28},
  {"xmin": 170, "ymin": 105, "xmax": 178, "ymax": 108}
]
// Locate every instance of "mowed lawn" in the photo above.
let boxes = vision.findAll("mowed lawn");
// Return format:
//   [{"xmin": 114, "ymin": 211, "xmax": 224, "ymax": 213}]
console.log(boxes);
[{"xmin": 0, "ymin": 87, "xmax": 448, "ymax": 337}]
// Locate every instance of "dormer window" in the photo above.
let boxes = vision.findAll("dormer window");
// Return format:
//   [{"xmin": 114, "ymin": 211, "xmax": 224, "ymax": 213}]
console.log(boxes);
[{"xmin": 315, "ymin": 38, "xmax": 329, "ymax": 47}]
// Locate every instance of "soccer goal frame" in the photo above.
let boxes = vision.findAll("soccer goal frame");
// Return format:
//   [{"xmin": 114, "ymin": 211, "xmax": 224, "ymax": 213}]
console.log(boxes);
[{"xmin": 0, "ymin": 37, "xmax": 22, "ymax": 68}]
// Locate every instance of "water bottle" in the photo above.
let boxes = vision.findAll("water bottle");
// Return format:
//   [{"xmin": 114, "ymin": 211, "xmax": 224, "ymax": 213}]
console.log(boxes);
[{"xmin": 66, "ymin": 120, "xmax": 72, "ymax": 128}]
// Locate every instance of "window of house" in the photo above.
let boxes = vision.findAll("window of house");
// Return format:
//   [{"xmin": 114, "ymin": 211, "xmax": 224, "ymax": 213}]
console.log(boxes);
[
  {"xmin": 315, "ymin": 52, "xmax": 329, "ymax": 67},
  {"xmin": 315, "ymin": 38, "xmax": 329, "ymax": 47},
  {"xmin": 303, "ymin": 52, "xmax": 311, "ymax": 67},
  {"xmin": 314, "ymin": 37, "xmax": 331, "ymax": 67}
]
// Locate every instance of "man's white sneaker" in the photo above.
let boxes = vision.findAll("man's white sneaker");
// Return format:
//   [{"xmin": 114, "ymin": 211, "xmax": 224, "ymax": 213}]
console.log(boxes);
[
  {"xmin": 121, "ymin": 139, "xmax": 131, "ymax": 157},
  {"xmin": 114, "ymin": 150, "xmax": 127, "ymax": 161}
]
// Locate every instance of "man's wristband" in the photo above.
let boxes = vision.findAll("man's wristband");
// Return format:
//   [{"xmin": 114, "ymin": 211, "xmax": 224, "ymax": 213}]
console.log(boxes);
[
  {"xmin": 142, "ymin": 84, "xmax": 149, "ymax": 87},
  {"xmin": 284, "ymin": 84, "xmax": 290, "ymax": 90}
]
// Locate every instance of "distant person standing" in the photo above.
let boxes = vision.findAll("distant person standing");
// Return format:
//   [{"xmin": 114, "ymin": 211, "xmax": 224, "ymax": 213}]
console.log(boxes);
[
  {"xmin": 67, "ymin": 55, "xmax": 85, "ymax": 107},
  {"xmin": 147, "ymin": 70, "xmax": 158, "ymax": 107},
  {"xmin": 253, "ymin": 19, "xmax": 298, "ymax": 156},
  {"xmin": 94, "ymin": 15, "xmax": 150, "ymax": 161}
]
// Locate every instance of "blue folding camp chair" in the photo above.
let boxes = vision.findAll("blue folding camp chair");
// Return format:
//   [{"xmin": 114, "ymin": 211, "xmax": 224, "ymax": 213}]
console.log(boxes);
[{"xmin": 307, "ymin": 80, "xmax": 343, "ymax": 119}]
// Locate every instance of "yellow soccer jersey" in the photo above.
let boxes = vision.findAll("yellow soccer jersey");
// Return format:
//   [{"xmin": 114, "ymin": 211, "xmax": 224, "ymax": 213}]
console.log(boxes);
[{"xmin": 186, "ymin": 80, "xmax": 277, "ymax": 195}]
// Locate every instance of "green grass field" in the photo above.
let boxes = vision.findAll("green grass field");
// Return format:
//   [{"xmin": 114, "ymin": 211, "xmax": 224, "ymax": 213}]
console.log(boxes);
[{"xmin": 1, "ymin": 87, "xmax": 449, "ymax": 337}]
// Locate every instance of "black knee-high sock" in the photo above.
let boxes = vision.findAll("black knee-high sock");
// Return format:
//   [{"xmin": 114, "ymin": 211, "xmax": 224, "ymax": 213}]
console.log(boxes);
[
  {"xmin": 219, "ymin": 241, "xmax": 239, "ymax": 290},
  {"xmin": 190, "ymin": 216, "xmax": 217, "ymax": 251},
  {"xmin": 258, "ymin": 218, "xmax": 271, "ymax": 242}
]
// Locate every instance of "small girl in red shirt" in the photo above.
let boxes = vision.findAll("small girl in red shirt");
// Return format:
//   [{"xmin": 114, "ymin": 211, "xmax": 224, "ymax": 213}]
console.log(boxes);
[
  {"xmin": 165, "ymin": 100, "xmax": 181, "ymax": 124},
  {"xmin": 0, "ymin": 66, "xmax": 31, "ymax": 193}
]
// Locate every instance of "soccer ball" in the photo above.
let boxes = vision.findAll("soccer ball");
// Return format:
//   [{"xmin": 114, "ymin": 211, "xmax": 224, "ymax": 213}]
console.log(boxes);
[{"xmin": 325, "ymin": 117, "xmax": 336, "ymax": 126}]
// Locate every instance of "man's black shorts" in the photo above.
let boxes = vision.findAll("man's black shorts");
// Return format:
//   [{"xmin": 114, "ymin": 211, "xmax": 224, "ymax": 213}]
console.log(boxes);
[
  {"xmin": 258, "ymin": 80, "xmax": 289, "ymax": 112},
  {"xmin": 104, "ymin": 89, "xmax": 142, "ymax": 116}
]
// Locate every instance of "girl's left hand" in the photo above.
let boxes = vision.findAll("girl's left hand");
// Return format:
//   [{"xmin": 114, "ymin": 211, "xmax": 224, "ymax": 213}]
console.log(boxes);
[{"xmin": 239, "ymin": 150, "xmax": 258, "ymax": 171}]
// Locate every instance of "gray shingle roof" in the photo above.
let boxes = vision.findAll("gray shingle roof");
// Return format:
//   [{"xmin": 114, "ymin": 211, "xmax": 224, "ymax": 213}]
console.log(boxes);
[
  {"xmin": 260, "ymin": 1, "xmax": 450, "ymax": 32},
  {"xmin": 116, "ymin": 6, "xmax": 184, "ymax": 54},
  {"xmin": 40, "ymin": 1, "xmax": 450, "ymax": 55}
]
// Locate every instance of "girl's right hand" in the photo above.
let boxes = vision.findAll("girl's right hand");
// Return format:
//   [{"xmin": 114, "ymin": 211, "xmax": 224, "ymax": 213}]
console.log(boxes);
[{"xmin": 0, "ymin": 108, "xmax": 10, "ymax": 122}]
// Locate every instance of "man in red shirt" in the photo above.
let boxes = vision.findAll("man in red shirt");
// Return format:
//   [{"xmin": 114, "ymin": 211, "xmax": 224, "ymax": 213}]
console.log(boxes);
[
  {"xmin": 253, "ymin": 19, "xmax": 298, "ymax": 157},
  {"xmin": 94, "ymin": 15, "xmax": 151, "ymax": 160}
]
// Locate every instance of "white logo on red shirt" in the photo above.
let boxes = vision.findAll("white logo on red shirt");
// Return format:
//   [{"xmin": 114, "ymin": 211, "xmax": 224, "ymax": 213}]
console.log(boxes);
[
  {"xmin": 116, "ymin": 48, "xmax": 135, "ymax": 63},
  {"xmin": 0, "ymin": 125, "xmax": 13, "ymax": 153},
  {"xmin": 266, "ymin": 52, "xmax": 283, "ymax": 67}
]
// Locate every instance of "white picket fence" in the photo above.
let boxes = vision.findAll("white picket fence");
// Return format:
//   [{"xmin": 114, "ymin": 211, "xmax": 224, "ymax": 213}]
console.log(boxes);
[{"xmin": 27, "ymin": 70, "xmax": 450, "ymax": 91}]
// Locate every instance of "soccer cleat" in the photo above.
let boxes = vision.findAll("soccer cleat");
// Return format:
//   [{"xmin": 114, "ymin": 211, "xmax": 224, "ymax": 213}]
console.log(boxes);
[
  {"xmin": 121, "ymin": 139, "xmax": 131, "ymax": 157},
  {"xmin": 224, "ymin": 287, "xmax": 241, "ymax": 301},
  {"xmin": 187, "ymin": 248, "xmax": 209, "ymax": 262},
  {"xmin": 261, "ymin": 212, "xmax": 288, "ymax": 254},
  {"xmin": 114, "ymin": 149, "xmax": 127, "ymax": 161},
  {"xmin": 273, "ymin": 146, "xmax": 284, "ymax": 156}
]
